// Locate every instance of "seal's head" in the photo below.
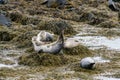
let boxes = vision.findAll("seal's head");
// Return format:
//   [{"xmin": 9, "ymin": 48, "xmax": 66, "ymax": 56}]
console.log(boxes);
[
  {"xmin": 80, "ymin": 57, "xmax": 95, "ymax": 69},
  {"xmin": 37, "ymin": 31, "xmax": 45, "ymax": 41},
  {"xmin": 37, "ymin": 31, "xmax": 54, "ymax": 42},
  {"xmin": 32, "ymin": 36, "xmax": 37, "ymax": 42}
]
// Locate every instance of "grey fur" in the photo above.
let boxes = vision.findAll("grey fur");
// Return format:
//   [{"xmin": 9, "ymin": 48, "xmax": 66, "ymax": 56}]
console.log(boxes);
[
  {"xmin": 80, "ymin": 57, "xmax": 95, "ymax": 69},
  {"xmin": 32, "ymin": 30, "xmax": 64, "ymax": 54},
  {"xmin": 64, "ymin": 38, "xmax": 80, "ymax": 48},
  {"xmin": 36, "ymin": 31, "xmax": 54, "ymax": 42}
]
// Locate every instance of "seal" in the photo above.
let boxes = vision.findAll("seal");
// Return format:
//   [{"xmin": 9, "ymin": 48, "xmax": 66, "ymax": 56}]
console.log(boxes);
[
  {"xmin": 80, "ymin": 57, "xmax": 95, "ymax": 69},
  {"xmin": 32, "ymin": 30, "xmax": 64, "ymax": 54},
  {"xmin": 32, "ymin": 36, "xmax": 47, "ymax": 46},
  {"xmin": 108, "ymin": 0, "xmax": 120, "ymax": 11},
  {"xmin": 36, "ymin": 31, "xmax": 54, "ymax": 43},
  {"xmin": 41, "ymin": 0, "xmax": 67, "ymax": 8},
  {"xmin": 64, "ymin": 38, "xmax": 80, "ymax": 48}
]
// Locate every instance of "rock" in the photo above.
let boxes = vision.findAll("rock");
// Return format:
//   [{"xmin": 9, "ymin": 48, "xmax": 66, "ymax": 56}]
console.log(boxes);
[
  {"xmin": 18, "ymin": 53, "xmax": 70, "ymax": 66},
  {"xmin": 80, "ymin": 57, "xmax": 95, "ymax": 69},
  {"xmin": 37, "ymin": 20, "xmax": 76, "ymax": 35},
  {"xmin": 63, "ymin": 45, "xmax": 92, "ymax": 56},
  {"xmin": 0, "ymin": 0, "xmax": 8, "ymax": 4},
  {"xmin": 0, "ymin": 14, "xmax": 11, "ymax": 27},
  {"xmin": 11, "ymin": 30, "xmax": 40, "ymax": 48},
  {"xmin": 41, "ymin": 0, "xmax": 67, "ymax": 8},
  {"xmin": 9, "ymin": 11, "xmax": 40, "ymax": 25},
  {"xmin": 0, "ymin": 26, "xmax": 16, "ymax": 41},
  {"xmin": 97, "ymin": 20, "xmax": 120, "ymax": 28}
]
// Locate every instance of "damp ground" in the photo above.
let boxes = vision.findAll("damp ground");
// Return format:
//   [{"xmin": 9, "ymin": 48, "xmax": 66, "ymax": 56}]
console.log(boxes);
[
  {"xmin": 0, "ymin": 0, "xmax": 120, "ymax": 80},
  {"xmin": 0, "ymin": 25, "xmax": 120, "ymax": 80}
]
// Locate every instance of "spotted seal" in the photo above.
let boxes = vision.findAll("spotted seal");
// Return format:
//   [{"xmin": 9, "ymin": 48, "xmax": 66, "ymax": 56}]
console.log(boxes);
[
  {"xmin": 36, "ymin": 31, "xmax": 54, "ymax": 43},
  {"xmin": 32, "ymin": 30, "xmax": 64, "ymax": 54},
  {"xmin": 80, "ymin": 57, "xmax": 95, "ymax": 69},
  {"xmin": 64, "ymin": 38, "xmax": 80, "ymax": 48}
]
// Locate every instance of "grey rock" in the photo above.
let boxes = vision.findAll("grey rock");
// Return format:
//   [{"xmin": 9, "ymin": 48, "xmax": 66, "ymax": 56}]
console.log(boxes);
[
  {"xmin": 0, "ymin": 14, "xmax": 12, "ymax": 27},
  {"xmin": 41, "ymin": 0, "xmax": 67, "ymax": 8},
  {"xmin": 0, "ymin": 0, "xmax": 8, "ymax": 4}
]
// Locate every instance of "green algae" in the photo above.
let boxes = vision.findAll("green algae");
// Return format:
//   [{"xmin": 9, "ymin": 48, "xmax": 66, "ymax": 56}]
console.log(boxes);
[
  {"xmin": 0, "ymin": 0, "xmax": 120, "ymax": 79},
  {"xmin": 0, "ymin": 26, "xmax": 17, "ymax": 41},
  {"xmin": 18, "ymin": 44, "xmax": 93, "ymax": 67},
  {"xmin": 11, "ymin": 30, "xmax": 39, "ymax": 48},
  {"xmin": 63, "ymin": 45, "xmax": 92, "ymax": 56},
  {"xmin": 37, "ymin": 20, "xmax": 76, "ymax": 35},
  {"xmin": 97, "ymin": 20, "xmax": 120, "ymax": 28},
  {"xmin": 18, "ymin": 53, "xmax": 71, "ymax": 66}
]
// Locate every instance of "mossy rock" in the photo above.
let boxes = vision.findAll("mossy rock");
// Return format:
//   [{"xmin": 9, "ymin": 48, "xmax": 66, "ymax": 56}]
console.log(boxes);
[
  {"xmin": 12, "ymin": 30, "xmax": 40, "ymax": 48},
  {"xmin": 63, "ymin": 45, "xmax": 92, "ymax": 57},
  {"xmin": 88, "ymin": 17, "xmax": 105, "ymax": 25},
  {"xmin": 9, "ymin": 11, "xmax": 30, "ymax": 25},
  {"xmin": 76, "ymin": 11, "xmax": 105, "ymax": 25},
  {"xmin": 71, "ymin": 11, "xmax": 96, "ymax": 23},
  {"xmin": 55, "ymin": 11, "xmax": 79, "ymax": 22},
  {"xmin": 0, "ymin": 59, "xmax": 15, "ymax": 65},
  {"xmin": 9, "ymin": 12, "xmax": 40, "ymax": 25},
  {"xmin": 9, "ymin": 12, "xmax": 23, "ymax": 23},
  {"xmin": 69, "ymin": 62, "xmax": 104, "ymax": 77},
  {"xmin": 27, "ymin": 8, "xmax": 46, "ymax": 15},
  {"xmin": 97, "ymin": 20, "xmax": 120, "ymax": 28},
  {"xmin": 20, "ymin": 16, "xmax": 40, "ymax": 25},
  {"xmin": 0, "ymin": 26, "xmax": 16, "ymax": 41},
  {"xmin": 0, "ymin": 68, "xmax": 16, "ymax": 77},
  {"xmin": 18, "ymin": 53, "xmax": 70, "ymax": 66},
  {"xmin": 92, "ymin": 11, "xmax": 110, "ymax": 19},
  {"xmin": 75, "ymin": 12, "xmax": 90, "ymax": 22},
  {"xmin": 75, "ymin": 8, "xmax": 108, "ymax": 25},
  {"xmin": 37, "ymin": 20, "xmax": 76, "ymax": 35},
  {"xmin": 98, "ymin": 29, "xmax": 120, "ymax": 37},
  {"xmin": 0, "ymin": 31, "xmax": 12, "ymax": 41}
]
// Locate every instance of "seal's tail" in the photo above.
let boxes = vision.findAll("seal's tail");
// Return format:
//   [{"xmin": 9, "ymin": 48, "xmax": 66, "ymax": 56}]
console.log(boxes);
[{"xmin": 57, "ymin": 29, "xmax": 64, "ymax": 45}]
